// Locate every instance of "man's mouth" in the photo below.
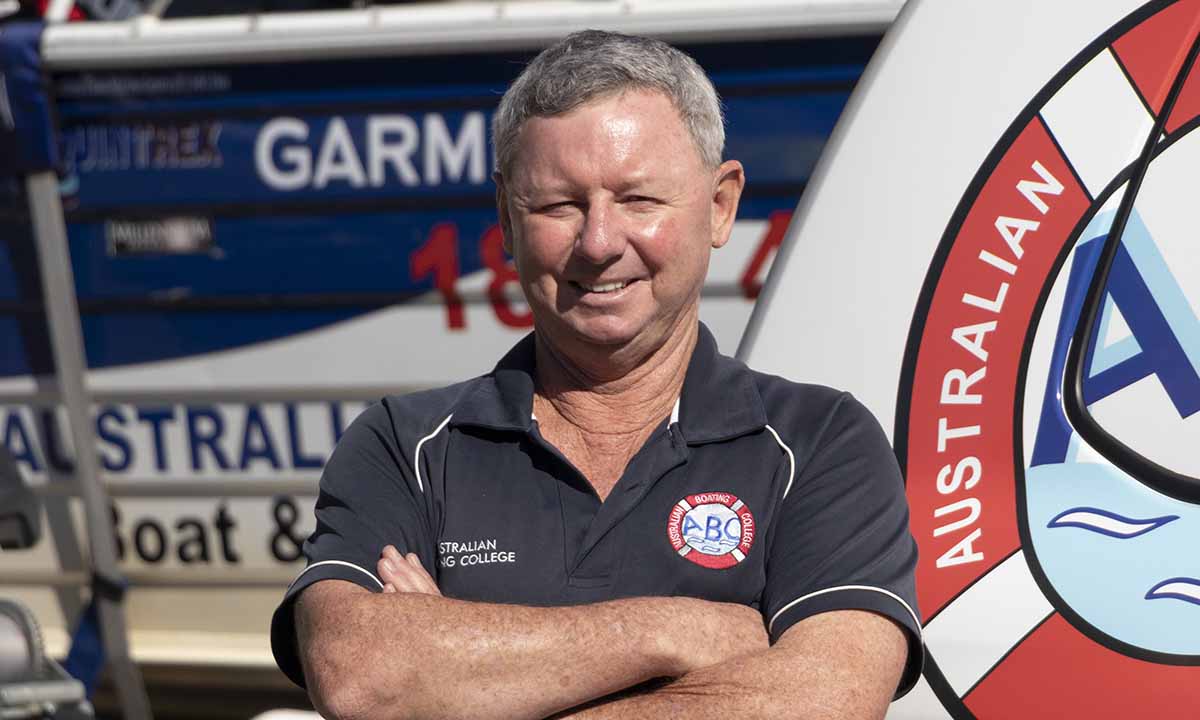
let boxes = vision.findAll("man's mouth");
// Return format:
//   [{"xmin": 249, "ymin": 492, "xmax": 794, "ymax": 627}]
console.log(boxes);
[{"xmin": 573, "ymin": 280, "xmax": 629, "ymax": 294}]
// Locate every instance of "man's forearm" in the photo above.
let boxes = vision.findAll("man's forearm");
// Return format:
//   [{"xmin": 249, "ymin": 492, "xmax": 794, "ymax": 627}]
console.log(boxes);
[
  {"xmin": 560, "ymin": 634, "xmax": 800, "ymax": 720},
  {"xmin": 561, "ymin": 610, "xmax": 910, "ymax": 720},
  {"xmin": 297, "ymin": 582, "xmax": 764, "ymax": 720}
]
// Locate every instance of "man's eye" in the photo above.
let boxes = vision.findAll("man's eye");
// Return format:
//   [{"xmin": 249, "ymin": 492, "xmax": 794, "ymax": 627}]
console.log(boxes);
[
  {"xmin": 622, "ymin": 195, "xmax": 658, "ymax": 205},
  {"xmin": 538, "ymin": 201, "xmax": 576, "ymax": 213}
]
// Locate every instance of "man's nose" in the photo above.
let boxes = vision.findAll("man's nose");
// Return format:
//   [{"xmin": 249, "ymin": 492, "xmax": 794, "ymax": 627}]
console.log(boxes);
[{"xmin": 574, "ymin": 202, "xmax": 626, "ymax": 265}]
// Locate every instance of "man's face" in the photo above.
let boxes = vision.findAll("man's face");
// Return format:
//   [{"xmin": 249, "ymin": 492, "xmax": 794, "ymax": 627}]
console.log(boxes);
[{"xmin": 499, "ymin": 89, "xmax": 743, "ymax": 362}]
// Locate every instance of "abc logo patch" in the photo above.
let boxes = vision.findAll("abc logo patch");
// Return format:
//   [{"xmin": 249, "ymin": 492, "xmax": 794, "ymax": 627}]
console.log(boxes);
[{"xmin": 667, "ymin": 492, "xmax": 755, "ymax": 569}]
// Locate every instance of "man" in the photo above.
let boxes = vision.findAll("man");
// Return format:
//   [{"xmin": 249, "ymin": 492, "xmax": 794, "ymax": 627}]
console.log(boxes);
[{"xmin": 272, "ymin": 30, "xmax": 922, "ymax": 719}]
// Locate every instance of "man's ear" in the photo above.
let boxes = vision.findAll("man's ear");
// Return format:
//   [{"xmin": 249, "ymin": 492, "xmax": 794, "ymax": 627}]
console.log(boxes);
[
  {"xmin": 710, "ymin": 160, "xmax": 745, "ymax": 250},
  {"xmin": 494, "ymin": 171, "xmax": 514, "ymax": 255}
]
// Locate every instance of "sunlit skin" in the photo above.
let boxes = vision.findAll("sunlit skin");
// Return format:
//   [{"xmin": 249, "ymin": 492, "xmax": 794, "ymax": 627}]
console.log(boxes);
[{"xmin": 496, "ymin": 89, "xmax": 745, "ymax": 386}]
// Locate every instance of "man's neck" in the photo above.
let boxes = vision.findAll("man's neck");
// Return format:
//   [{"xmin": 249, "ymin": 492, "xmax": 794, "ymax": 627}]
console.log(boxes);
[{"xmin": 532, "ymin": 319, "xmax": 697, "ymax": 442}]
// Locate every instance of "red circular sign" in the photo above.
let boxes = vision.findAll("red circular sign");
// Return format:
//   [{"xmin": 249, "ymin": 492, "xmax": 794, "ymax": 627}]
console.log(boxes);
[{"xmin": 897, "ymin": 1, "xmax": 1200, "ymax": 716}]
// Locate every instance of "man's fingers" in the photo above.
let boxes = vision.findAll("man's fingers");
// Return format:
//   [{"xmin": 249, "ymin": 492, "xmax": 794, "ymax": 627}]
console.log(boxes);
[
  {"xmin": 378, "ymin": 553, "xmax": 422, "ymax": 592},
  {"xmin": 376, "ymin": 545, "xmax": 441, "ymax": 595},
  {"xmin": 406, "ymin": 553, "xmax": 442, "ymax": 596},
  {"xmin": 383, "ymin": 544, "xmax": 406, "ymax": 571}
]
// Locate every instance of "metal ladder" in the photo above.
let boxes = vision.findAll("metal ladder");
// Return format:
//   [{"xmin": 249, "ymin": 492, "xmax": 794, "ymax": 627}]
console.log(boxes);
[{"xmin": 10, "ymin": 2, "xmax": 152, "ymax": 716}]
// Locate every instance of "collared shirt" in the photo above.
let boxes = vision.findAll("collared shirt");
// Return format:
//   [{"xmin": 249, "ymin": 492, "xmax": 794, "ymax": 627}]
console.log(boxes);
[{"xmin": 271, "ymin": 323, "xmax": 923, "ymax": 694}]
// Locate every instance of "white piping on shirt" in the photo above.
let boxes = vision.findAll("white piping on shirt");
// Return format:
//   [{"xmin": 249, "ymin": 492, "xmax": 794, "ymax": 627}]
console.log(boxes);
[
  {"xmin": 0, "ymin": 75, "xmax": 14, "ymax": 130},
  {"xmin": 767, "ymin": 584, "xmax": 923, "ymax": 637},
  {"xmin": 764, "ymin": 424, "xmax": 796, "ymax": 499},
  {"xmin": 414, "ymin": 413, "xmax": 453, "ymax": 493},
  {"xmin": 287, "ymin": 559, "xmax": 384, "ymax": 593}
]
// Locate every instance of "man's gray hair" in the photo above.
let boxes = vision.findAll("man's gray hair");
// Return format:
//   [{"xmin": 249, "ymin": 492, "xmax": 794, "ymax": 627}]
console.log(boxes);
[{"xmin": 492, "ymin": 30, "xmax": 725, "ymax": 177}]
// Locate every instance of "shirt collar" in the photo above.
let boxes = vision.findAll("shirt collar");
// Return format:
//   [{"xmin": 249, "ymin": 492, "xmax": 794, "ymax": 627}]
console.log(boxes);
[
  {"xmin": 451, "ymin": 333, "xmax": 538, "ymax": 433},
  {"xmin": 675, "ymin": 322, "xmax": 767, "ymax": 444},
  {"xmin": 451, "ymin": 323, "xmax": 767, "ymax": 444}
]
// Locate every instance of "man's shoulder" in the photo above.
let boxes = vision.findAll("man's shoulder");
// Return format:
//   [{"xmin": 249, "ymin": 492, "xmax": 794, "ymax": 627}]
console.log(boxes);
[
  {"xmin": 747, "ymin": 366, "xmax": 849, "ymax": 424},
  {"xmin": 358, "ymin": 376, "xmax": 489, "ymax": 445},
  {"xmin": 744, "ymin": 367, "xmax": 882, "ymax": 445}
]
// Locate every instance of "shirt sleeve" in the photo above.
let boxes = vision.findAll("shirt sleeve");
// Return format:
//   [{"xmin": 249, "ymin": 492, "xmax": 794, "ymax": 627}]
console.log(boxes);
[
  {"xmin": 761, "ymin": 393, "xmax": 924, "ymax": 698},
  {"xmin": 270, "ymin": 400, "xmax": 439, "ymax": 688}
]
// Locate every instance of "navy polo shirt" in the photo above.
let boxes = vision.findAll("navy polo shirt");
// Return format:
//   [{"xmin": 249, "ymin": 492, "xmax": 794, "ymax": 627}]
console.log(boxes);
[{"xmin": 272, "ymin": 324, "xmax": 923, "ymax": 695}]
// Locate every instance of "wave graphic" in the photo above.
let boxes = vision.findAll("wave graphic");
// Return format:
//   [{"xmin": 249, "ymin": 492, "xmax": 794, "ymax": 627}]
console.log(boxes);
[
  {"xmin": 1145, "ymin": 578, "xmax": 1200, "ymax": 606},
  {"xmin": 1046, "ymin": 507, "xmax": 1179, "ymax": 539}
]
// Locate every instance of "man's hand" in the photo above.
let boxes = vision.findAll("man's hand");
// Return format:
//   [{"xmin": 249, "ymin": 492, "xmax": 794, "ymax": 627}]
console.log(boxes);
[{"xmin": 378, "ymin": 544, "xmax": 441, "ymax": 596}]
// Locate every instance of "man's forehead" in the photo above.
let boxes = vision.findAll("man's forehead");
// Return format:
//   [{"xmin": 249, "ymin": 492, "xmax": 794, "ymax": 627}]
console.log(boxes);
[
  {"xmin": 508, "ymin": 89, "xmax": 697, "ymax": 183},
  {"xmin": 526, "ymin": 88, "xmax": 680, "ymax": 132}
]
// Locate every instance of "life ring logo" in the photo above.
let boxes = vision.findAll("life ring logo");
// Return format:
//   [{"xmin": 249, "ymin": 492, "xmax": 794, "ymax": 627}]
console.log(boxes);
[
  {"xmin": 897, "ymin": 0, "xmax": 1200, "ymax": 716},
  {"xmin": 667, "ymin": 493, "xmax": 755, "ymax": 569}
]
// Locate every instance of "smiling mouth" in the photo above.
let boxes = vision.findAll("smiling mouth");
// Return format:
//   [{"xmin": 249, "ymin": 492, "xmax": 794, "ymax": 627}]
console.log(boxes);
[{"xmin": 572, "ymin": 280, "xmax": 630, "ymax": 294}]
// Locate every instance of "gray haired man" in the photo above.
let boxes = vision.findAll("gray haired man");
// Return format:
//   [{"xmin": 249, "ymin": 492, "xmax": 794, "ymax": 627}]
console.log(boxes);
[{"xmin": 274, "ymin": 29, "xmax": 922, "ymax": 719}]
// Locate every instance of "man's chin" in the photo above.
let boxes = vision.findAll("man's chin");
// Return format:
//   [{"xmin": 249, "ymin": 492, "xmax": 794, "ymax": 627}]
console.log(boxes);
[
  {"xmin": 541, "ymin": 318, "xmax": 644, "ymax": 354},
  {"xmin": 570, "ymin": 326, "xmax": 639, "ymax": 349},
  {"xmin": 553, "ymin": 313, "xmax": 693, "ymax": 353}
]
